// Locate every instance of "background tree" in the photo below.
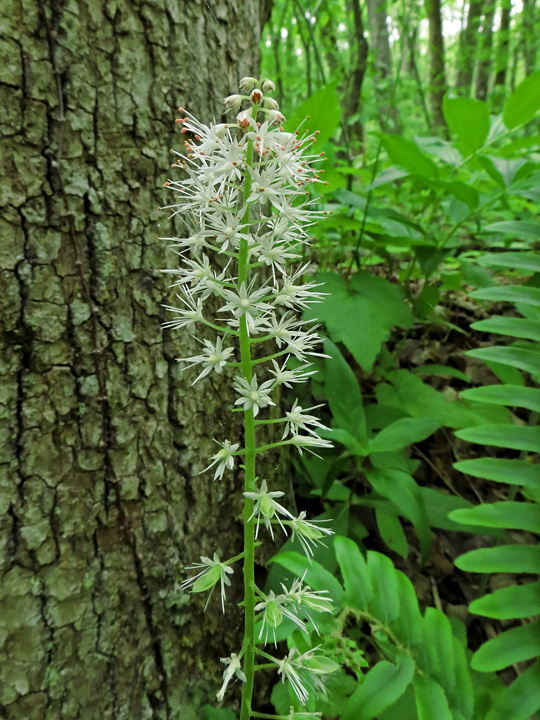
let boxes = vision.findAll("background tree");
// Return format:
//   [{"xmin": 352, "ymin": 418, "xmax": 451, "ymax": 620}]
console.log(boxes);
[
  {"xmin": 455, "ymin": 0, "xmax": 483, "ymax": 95},
  {"xmin": 0, "ymin": 1, "xmax": 272, "ymax": 718},
  {"xmin": 424, "ymin": 0, "xmax": 448, "ymax": 132},
  {"xmin": 475, "ymin": 0, "xmax": 497, "ymax": 101}
]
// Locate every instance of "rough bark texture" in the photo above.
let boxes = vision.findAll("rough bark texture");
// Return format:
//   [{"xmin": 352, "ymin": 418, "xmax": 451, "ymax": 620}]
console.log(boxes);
[{"xmin": 0, "ymin": 1, "xmax": 273, "ymax": 718}]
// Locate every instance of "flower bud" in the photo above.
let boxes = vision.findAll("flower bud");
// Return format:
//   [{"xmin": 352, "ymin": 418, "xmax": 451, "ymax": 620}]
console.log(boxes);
[
  {"xmin": 262, "ymin": 78, "xmax": 276, "ymax": 92},
  {"xmin": 268, "ymin": 110, "xmax": 285, "ymax": 126},
  {"xmin": 237, "ymin": 110, "xmax": 253, "ymax": 129},
  {"xmin": 264, "ymin": 97, "xmax": 279, "ymax": 111},
  {"xmin": 224, "ymin": 94, "xmax": 243, "ymax": 112},
  {"xmin": 239, "ymin": 76, "xmax": 258, "ymax": 92},
  {"xmin": 250, "ymin": 88, "xmax": 263, "ymax": 105}
]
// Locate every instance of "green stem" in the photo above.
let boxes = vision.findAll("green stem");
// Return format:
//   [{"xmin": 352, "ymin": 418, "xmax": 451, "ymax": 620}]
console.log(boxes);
[{"xmin": 240, "ymin": 134, "xmax": 256, "ymax": 720}]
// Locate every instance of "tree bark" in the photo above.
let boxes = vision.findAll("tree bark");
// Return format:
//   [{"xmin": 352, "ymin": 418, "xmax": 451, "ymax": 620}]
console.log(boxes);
[
  {"xmin": 455, "ymin": 0, "xmax": 483, "ymax": 95},
  {"xmin": 0, "ymin": 0, "xmax": 270, "ymax": 718},
  {"xmin": 522, "ymin": 0, "xmax": 538, "ymax": 75},
  {"xmin": 367, "ymin": 0, "xmax": 401, "ymax": 132},
  {"xmin": 424, "ymin": 0, "xmax": 448, "ymax": 133},
  {"xmin": 476, "ymin": 0, "xmax": 497, "ymax": 101},
  {"xmin": 494, "ymin": 0, "xmax": 512, "ymax": 90}
]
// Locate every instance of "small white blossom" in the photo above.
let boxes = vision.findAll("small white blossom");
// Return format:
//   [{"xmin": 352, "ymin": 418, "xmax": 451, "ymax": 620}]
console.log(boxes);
[
  {"xmin": 234, "ymin": 375, "xmax": 276, "ymax": 417},
  {"xmin": 177, "ymin": 336, "xmax": 235, "ymax": 385},
  {"xmin": 283, "ymin": 399, "xmax": 329, "ymax": 439},
  {"xmin": 283, "ymin": 511, "xmax": 334, "ymax": 559},
  {"xmin": 244, "ymin": 478, "xmax": 293, "ymax": 539},
  {"xmin": 216, "ymin": 653, "xmax": 247, "ymax": 701},
  {"xmin": 201, "ymin": 439, "xmax": 239, "ymax": 480},
  {"xmin": 269, "ymin": 358, "xmax": 317, "ymax": 387},
  {"xmin": 181, "ymin": 552, "xmax": 234, "ymax": 612}
]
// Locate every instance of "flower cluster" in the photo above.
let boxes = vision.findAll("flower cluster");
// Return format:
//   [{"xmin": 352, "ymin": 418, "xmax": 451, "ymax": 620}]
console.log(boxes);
[{"xmin": 161, "ymin": 76, "xmax": 336, "ymax": 712}]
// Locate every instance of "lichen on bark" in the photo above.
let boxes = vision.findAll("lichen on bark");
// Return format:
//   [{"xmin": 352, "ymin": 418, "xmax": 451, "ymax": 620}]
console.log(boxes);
[{"xmin": 0, "ymin": 0, "xmax": 278, "ymax": 717}]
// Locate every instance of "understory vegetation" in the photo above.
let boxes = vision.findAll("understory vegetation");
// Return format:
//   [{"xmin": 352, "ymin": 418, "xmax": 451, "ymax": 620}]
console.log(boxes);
[{"xmin": 204, "ymin": 3, "xmax": 540, "ymax": 718}]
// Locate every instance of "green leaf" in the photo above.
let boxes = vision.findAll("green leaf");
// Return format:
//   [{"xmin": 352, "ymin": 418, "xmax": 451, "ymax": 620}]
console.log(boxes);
[
  {"xmin": 454, "ymin": 457, "xmax": 540, "ymax": 488},
  {"xmin": 367, "ymin": 552, "xmax": 401, "ymax": 625},
  {"xmin": 284, "ymin": 81, "xmax": 341, "ymax": 146},
  {"xmin": 450, "ymin": 502, "xmax": 540, "ymax": 532},
  {"xmin": 472, "ymin": 622, "xmax": 540, "ymax": 672},
  {"xmin": 381, "ymin": 134, "xmax": 438, "ymax": 178},
  {"xmin": 342, "ymin": 656, "xmax": 415, "ymax": 720},
  {"xmin": 455, "ymin": 544, "xmax": 540, "ymax": 573},
  {"xmin": 369, "ymin": 417, "xmax": 441, "ymax": 453},
  {"xmin": 420, "ymin": 487, "xmax": 504, "ymax": 535},
  {"xmin": 466, "ymin": 346, "xmax": 540, "ymax": 377},
  {"xmin": 482, "ymin": 220, "xmax": 540, "ymax": 241},
  {"xmin": 503, "ymin": 69, "xmax": 540, "ymax": 129},
  {"xmin": 485, "ymin": 660, "xmax": 540, "ymax": 720},
  {"xmin": 308, "ymin": 272, "xmax": 412, "ymax": 372},
  {"xmin": 477, "ymin": 252, "xmax": 540, "ymax": 274},
  {"xmin": 412, "ymin": 364, "xmax": 471, "ymax": 382},
  {"xmin": 455, "ymin": 424, "xmax": 540, "ymax": 453},
  {"xmin": 470, "ymin": 582, "xmax": 540, "ymax": 619},
  {"xmin": 366, "ymin": 468, "xmax": 431, "ymax": 562},
  {"xmin": 204, "ymin": 706, "xmax": 238, "ymax": 720},
  {"xmin": 443, "ymin": 96, "xmax": 490, "ymax": 152},
  {"xmin": 334, "ymin": 536, "xmax": 373, "ymax": 610},
  {"xmin": 375, "ymin": 508, "xmax": 409, "ymax": 559},
  {"xmin": 460, "ymin": 385, "xmax": 540, "ymax": 412},
  {"xmin": 470, "ymin": 285, "xmax": 540, "ymax": 307},
  {"xmin": 323, "ymin": 339, "xmax": 368, "ymax": 446},
  {"xmin": 421, "ymin": 608, "xmax": 456, "ymax": 696},
  {"xmin": 366, "ymin": 166, "xmax": 410, "ymax": 190},
  {"xmin": 270, "ymin": 551, "xmax": 344, "ymax": 605},
  {"xmin": 471, "ymin": 316, "xmax": 540, "ymax": 342},
  {"xmin": 391, "ymin": 571, "xmax": 424, "ymax": 648},
  {"xmin": 413, "ymin": 675, "xmax": 453, "ymax": 720}
]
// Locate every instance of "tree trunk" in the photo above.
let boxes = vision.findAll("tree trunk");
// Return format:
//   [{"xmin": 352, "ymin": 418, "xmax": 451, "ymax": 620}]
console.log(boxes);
[
  {"xmin": 367, "ymin": 0, "xmax": 401, "ymax": 132},
  {"xmin": 476, "ymin": 0, "xmax": 497, "ymax": 101},
  {"xmin": 0, "ymin": 1, "xmax": 269, "ymax": 718},
  {"xmin": 344, "ymin": 0, "xmax": 370, "ymax": 143},
  {"xmin": 494, "ymin": 0, "xmax": 512, "ymax": 90},
  {"xmin": 522, "ymin": 0, "xmax": 538, "ymax": 75},
  {"xmin": 424, "ymin": 0, "xmax": 448, "ymax": 133},
  {"xmin": 455, "ymin": 0, "xmax": 483, "ymax": 95}
]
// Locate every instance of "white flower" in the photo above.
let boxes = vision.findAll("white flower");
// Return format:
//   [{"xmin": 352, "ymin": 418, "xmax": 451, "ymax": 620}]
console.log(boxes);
[
  {"xmin": 234, "ymin": 375, "xmax": 276, "ymax": 417},
  {"xmin": 255, "ymin": 589, "xmax": 307, "ymax": 646},
  {"xmin": 216, "ymin": 653, "xmax": 246, "ymax": 701},
  {"xmin": 224, "ymin": 94, "xmax": 244, "ymax": 112},
  {"xmin": 269, "ymin": 358, "xmax": 317, "ymax": 388},
  {"xmin": 282, "ymin": 511, "xmax": 334, "ymax": 559},
  {"xmin": 283, "ymin": 399, "xmax": 328, "ymax": 439},
  {"xmin": 276, "ymin": 648, "xmax": 310, "ymax": 705},
  {"xmin": 162, "ymin": 290, "xmax": 204, "ymax": 330},
  {"xmin": 218, "ymin": 281, "xmax": 273, "ymax": 333},
  {"xmin": 262, "ymin": 79, "xmax": 276, "ymax": 93},
  {"xmin": 181, "ymin": 552, "xmax": 234, "ymax": 612},
  {"xmin": 201, "ymin": 439, "xmax": 239, "ymax": 480},
  {"xmin": 288, "ymin": 434, "xmax": 333, "ymax": 457},
  {"xmin": 275, "ymin": 647, "xmax": 337, "ymax": 704},
  {"xmin": 239, "ymin": 76, "xmax": 258, "ymax": 92},
  {"xmin": 178, "ymin": 336, "xmax": 235, "ymax": 385},
  {"xmin": 244, "ymin": 478, "xmax": 293, "ymax": 539}
]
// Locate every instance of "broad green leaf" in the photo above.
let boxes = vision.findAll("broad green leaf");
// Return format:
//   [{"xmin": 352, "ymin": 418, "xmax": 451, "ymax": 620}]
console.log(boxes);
[
  {"xmin": 503, "ymin": 69, "xmax": 540, "ymax": 129},
  {"xmin": 391, "ymin": 571, "xmax": 423, "ymax": 649},
  {"xmin": 284, "ymin": 81, "xmax": 341, "ymax": 146},
  {"xmin": 270, "ymin": 551, "xmax": 344, "ymax": 605},
  {"xmin": 439, "ymin": 180, "xmax": 479, "ymax": 210},
  {"xmin": 323, "ymin": 339, "xmax": 368, "ymax": 446},
  {"xmin": 470, "ymin": 285, "xmax": 540, "ymax": 307},
  {"xmin": 485, "ymin": 660, "xmax": 540, "ymax": 720},
  {"xmin": 460, "ymin": 385, "xmax": 540, "ymax": 412},
  {"xmin": 467, "ymin": 346, "xmax": 540, "ymax": 377},
  {"xmin": 367, "ymin": 552, "xmax": 401, "ymax": 625},
  {"xmin": 471, "ymin": 316, "xmax": 540, "ymax": 342},
  {"xmin": 375, "ymin": 508, "xmax": 409, "ymax": 558},
  {"xmin": 421, "ymin": 608, "xmax": 456, "ymax": 696},
  {"xmin": 366, "ymin": 468, "xmax": 431, "ymax": 562},
  {"xmin": 470, "ymin": 582, "xmax": 540, "ymax": 619},
  {"xmin": 342, "ymin": 656, "xmax": 415, "ymax": 720},
  {"xmin": 413, "ymin": 675, "xmax": 453, "ymax": 720},
  {"xmin": 453, "ymin": 634, "xmax": 474, "ymax": 719},
  {"xmin": 456, "ymin": 424, "xmax": 540, "ymax": 453},
  {"xmin": 454, "ymin": 457, "xmax": 540, "ymax": 488},
  {"xmin": 381, "ymin": 134, "xmax": 438, "ymax": 178},
  {"xmin": 321, "ymin": 427, "xmax": 366, "ymax": 456},
  {"xmin": 477, "ymin": 252, "xmax": 540, "ymax": 274},
  {"xmin": 479, "ymin": 157, "xmax": 533, "ymax": 189},
  {"xmin": 420, "ymin": 487, "xmax": 504, "ymax": 536},
  {"xmin": 204, "ymin": 706, "xmax": 238, "ymax": 720},
  {"xmin": 455, "ymin": 544, "xmax": 540, "ymax": 573},
  {"xmin": 334, "ymin": 536, "xmax": 373, "ymax": 610},
  {"xmin": 369, "ymin": 417, "xmax": 441, "ymax": 453},
  {"xmin": 450, "ymin": 502, "xmax": 540, "ymax": 532},
  {"xmin": 443, "ymin": 96, "xmax": 490, "ymax": 152},
  {"xmin": 482, "ymin": 220, "xmax": 540, "ymax": 240},
  {"xmin": 366, "ymin": 166, "xmax": 410, "ymax": 190},
  {"xmin": 412, "ymin": 365, "xmax": 471, "ymax": 382},
  {"xmin": 308, "ymin": 272, "xmax": 412, "ymax": 372},
  {"xmin": 472, "ymin": 622, "xmax": 540, "ymax": 672}
]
